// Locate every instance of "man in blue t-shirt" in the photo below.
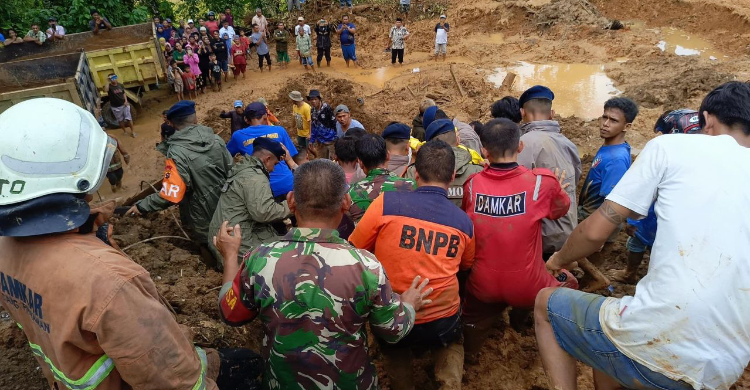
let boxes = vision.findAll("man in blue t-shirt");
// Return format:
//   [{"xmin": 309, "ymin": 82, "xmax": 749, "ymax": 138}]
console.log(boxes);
[
  {"xmin": 336, "ymin": 15, "xmax": 358, "ymax": 67},
  {"xmin": 577, "ymin": 97, "xmax": 638, "ymax": 289},
  {"xmin": 612, "ymin": 109, "xmax": 702, "ymax": 284},
  {"xmin": 227, "ymin": 102, "xmax": 298, "ymax": 198},
  {"xmin": 578, "ymin": 97, "xmax": 639, "ymax": 220}
]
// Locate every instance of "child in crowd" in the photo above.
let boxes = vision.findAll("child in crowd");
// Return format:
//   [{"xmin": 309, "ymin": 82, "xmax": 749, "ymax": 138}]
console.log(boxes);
[
  {"xmin": 209, "ymin": 53, "xmax": 223, "ymax": 92},
  {"xmin": 166, "ymin": 58, "xmax": 176, "ymax": 94},
  {"xmin": 231, "ymin": 36, "xmax": 247, "ymax": 79},
  {"xmin": 172, "ymin": 61, "xmax": 184, "ymax": 101},
  {"xmin": 239, "ymin": 29, "xmax": 251, "ymax": 61},
  {"xmin": 295, "ymin": 27, "xmax": 315, "ymax": 72},
  {"xmin": 160, "ymin": 110, "xmax": 175, "ymax": 141},
  {"xmin": 182, "ymin": 66, "xmax": 197, "ymax": 100}
]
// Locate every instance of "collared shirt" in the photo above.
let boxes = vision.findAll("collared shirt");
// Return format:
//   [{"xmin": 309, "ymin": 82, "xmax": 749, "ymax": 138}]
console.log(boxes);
[
  {"xmin": 294, "ymin": 24, "xmax": 311, "ymax": 36},
  {"xmin": 46, "ymin": 25, "xmax": 65, "ymax": 38},
  {"xmin": 389, "ymin": 26, "xmax": 409, "ymax": 50},
  {"xmin": 518, "ymin": 120, "xmax": 581, "ymax": 253},
  {"xmin": 310, "ymin": 102, "xmax": 337, "ymax": 144},
  {"xmin": 219, "ymin": 26, "xmax": 235, "ymax": 40},
  {"xmin": 251, "ymin": 15, "xmax": 267, "ymax": 33},
  {"xmin": 25, "ymin": 30, "xmax": 46, "ymax": 43},
  {"xmin": 348, "ymin": 168, "xmax": 416, "ymax": 222},
  {"xmin": 219, "ymin": 228, "xmax": 415, "ymax": 390},
  {"xmin": 227, "ymin": 125, "xmax": 298, "ymax": 197},
  {"xmin": 350, "ymin": 186, "xmax": 475, "ymax": 324}
]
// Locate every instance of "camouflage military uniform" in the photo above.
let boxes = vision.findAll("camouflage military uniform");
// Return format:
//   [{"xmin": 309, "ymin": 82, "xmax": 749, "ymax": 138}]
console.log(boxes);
[
  {"xmin": 218, "ymin": 228, "xmax": 416, "ymax": 390},
  {"xmin": 348, "ymin": 168, "xmax": 416, "ymax": 222}
]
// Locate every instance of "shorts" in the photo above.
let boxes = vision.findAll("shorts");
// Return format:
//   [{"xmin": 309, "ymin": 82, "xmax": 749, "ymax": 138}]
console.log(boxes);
[
  {"xmin": 233, "ymin": 63, "xmax": 246, "ymax": 73},
  {"xmin": 377, "ymin": 313, "xmax": 461, "ymax": 349},
  {"xmin": 173, "ymin": 81, "xmax": 183, "ymax": 92},
  {"xmin": 297, "ymin": 136, "xmax": 309, "ymax": 149},
  {"xmin": 626, "ymin": 235, "xmax": 650, "ymax": 253},
  {"xmin": 213, "ymin": 74, "xmax": 222, "ymax": 84},
  {"xmin": 301, "ymin": 56, "xmax": 313, "ymax": 66},
  {"xmin": 110, "ymin": 105, "xmax": 132, "ymax": 123},
  {"xmin": 435, "ymin": 42, "xmax": 447, "ymax": 54},
  {"xmin": 342, "ymin": 44, "xmax": 357, "ymax": 61},
  {"xmin": 340, "ymin": 0, "xmax": 352, "ymax": 6},
  {"xmin": 107, "ymin": 167, "xmax": 124, "ymax": 185},
  {"xmin": 277, "ymin": 51, "xmax": 290, "ymax": 63},
  {"xmin": 547, "ymin": 288, "xmax": 693, "ymax": 390},
  {"xmin": 218, "ymin": 60, "xmax": 229, "ymax": 72},
  {"xmin": 399, "ymin": 3, "xmax": 411, "ymax": 12}
]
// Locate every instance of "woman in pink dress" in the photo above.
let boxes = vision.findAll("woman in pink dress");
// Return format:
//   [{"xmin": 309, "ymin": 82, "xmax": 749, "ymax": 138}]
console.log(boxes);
[{"xmin": 183, "ymin": 46, "xmax": 205, "ymax": 93}]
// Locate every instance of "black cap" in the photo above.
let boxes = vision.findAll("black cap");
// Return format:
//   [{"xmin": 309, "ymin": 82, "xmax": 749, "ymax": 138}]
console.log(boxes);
[
  {"xmin": 307, "ymin": 89, "xmax": 322, "ymax": 100},
  {"xmin": 244, "ymin": 102, "xmax": 267, "ymax": 120},
  {"xmin": 382, "ymin": 123, "xmax": 411, "ymax": 139},
  {"xmin": 253, "ymin": 138, "xmax": 286, "ymax": 160}
]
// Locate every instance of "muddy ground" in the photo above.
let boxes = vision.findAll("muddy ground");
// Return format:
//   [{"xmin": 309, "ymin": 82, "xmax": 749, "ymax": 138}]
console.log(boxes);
[{"xmin": 3, "ymin": 0, "xmax": 750, "ymax": 388}]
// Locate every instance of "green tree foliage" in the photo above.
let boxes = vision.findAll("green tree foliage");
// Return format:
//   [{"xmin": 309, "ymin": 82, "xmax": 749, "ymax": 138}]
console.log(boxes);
[{"xmin": 1, "ymin": 0, "xmax": 155, "ymax": 33}]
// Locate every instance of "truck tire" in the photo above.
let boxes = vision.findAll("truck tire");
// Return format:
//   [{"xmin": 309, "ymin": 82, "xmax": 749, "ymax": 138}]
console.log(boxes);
[{"xmin": 101, "ymin": 101, "xmax": 138, "ymax": 129}]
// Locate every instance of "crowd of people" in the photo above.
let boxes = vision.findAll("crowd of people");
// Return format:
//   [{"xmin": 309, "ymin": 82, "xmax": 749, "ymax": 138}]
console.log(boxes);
[
  {"xmin": 2, "ymin": 3, "xmax": 750, "ymax": 390},
  {"xmin": 3, "ymin": 71, "xmax": 750, "ymax": 389}
]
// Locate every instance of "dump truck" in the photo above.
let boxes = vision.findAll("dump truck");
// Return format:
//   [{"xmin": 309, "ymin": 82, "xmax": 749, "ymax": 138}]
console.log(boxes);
[
  {"xmin": 0, "ymin": 23, "xmax": 165, "ymax": 127},
  {"xmin": 0, "ymin": 52, "xmax": 100, "ymax": 117}
]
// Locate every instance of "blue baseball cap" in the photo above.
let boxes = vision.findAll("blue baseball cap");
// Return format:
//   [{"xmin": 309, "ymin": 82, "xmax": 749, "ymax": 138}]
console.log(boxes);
[
  {"xmin": 382, "ymin": 123, "xmax": 411, "ymax": 140},
  {"xmin": 244, "ymin": 102, "xmax": 267, "ymax": 120},
  {"xmin": 253, "ymin": 137, "xmax": 286, "ymax": 160},
  {"xmin": 519, "ymin": 85, "xmax": 554, "ymax": 108},
  {"xmin": 166, "ymin": 100, "xmax": 196, "ymax": 120},
  {"xmin": 234, "ymin": 100, "xmax": 243, "ymax": 108},
  {"xmin": 425, "ymin": 119, "xmax": 455, "ymax": 141}
]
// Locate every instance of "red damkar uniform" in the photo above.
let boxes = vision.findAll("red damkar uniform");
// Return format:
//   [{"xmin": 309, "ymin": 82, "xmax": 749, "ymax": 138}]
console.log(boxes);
[{"xmin": 462, "ymin": 163, "xmax": 577, "ymax": 312}]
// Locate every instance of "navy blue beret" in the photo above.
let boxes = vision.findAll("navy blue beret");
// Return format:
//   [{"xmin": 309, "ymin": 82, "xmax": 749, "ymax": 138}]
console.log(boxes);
[
  {"xmin": 166, "ymin": 100, "xmax": 196, "ymax": 120},
  {"xmin": 253, "ymin": 137, "xmax": 286, "ymax": 160},
  {"xmin": 422, "ymin": 105, "xmax": 439, "ymax": 130},
  {"xmin": 425, "ymin": 119, "xmax": 455, "ymax": 141},
  {"xmin": 382, "ymin": 123, "xmax": 411, "ymax": 139},
  {"xmin": 519, "ymin": 85, "xmax": 554, "ymax": 108}
]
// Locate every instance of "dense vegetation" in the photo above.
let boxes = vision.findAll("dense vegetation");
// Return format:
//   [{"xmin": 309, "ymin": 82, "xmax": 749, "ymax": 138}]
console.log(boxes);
[{"xmin": 1, "ymin": 0, "xmax": 287, "ymax": 34}]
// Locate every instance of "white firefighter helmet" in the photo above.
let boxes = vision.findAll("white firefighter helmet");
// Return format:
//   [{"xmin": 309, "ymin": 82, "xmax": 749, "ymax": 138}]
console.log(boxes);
[{"xmin": 0, "ymin": 98, "xmax": 115, "ymax": 206}]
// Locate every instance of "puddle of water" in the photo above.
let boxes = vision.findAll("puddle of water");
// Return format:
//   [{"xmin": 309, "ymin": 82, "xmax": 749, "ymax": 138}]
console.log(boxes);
[
  {"xmin": 324, "ymin": 56, "xmax": 475, "ymax": 89},
  {"xmin": 657, "ymin": 28, "xmax": 725, "ymax": 60},
  {"xmin": 488, "ymin": 62, "xmax": 620, "ymax": 119}
]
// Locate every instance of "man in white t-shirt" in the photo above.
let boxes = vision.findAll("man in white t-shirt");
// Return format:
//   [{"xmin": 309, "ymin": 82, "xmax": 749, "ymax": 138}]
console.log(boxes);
[
  {"xmin": 434, "ymin": 15, "xmax": 449, "ymax": 62},
  {"xmin": 535, "ymin": 81, "xmax": 750, "ymax": 390}
]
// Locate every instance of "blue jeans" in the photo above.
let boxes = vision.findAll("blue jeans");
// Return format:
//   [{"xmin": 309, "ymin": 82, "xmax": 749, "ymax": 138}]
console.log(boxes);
[
  {"xmin": 626, "ymin": 235, "xmax": 650, "ymax": 253},
  {"xmin": 547, "ymin": 288, "xmax": 693, "ymax": 390},
  {"xmin": 340, "ymin": 0, "xmax": 352, "ymax": 6}
]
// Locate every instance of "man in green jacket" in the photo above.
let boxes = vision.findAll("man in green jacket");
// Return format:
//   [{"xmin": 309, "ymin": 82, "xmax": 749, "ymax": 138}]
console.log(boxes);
[
  {"xmin": 127, "ymin": 101, "xmax": 232, "ymax": 267},
  {"xmin": 208, "ymin": 138, "xmax": 297, "ymax": 269}
]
